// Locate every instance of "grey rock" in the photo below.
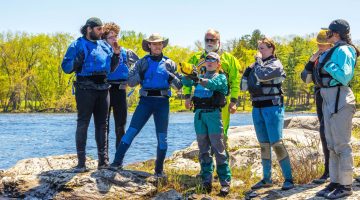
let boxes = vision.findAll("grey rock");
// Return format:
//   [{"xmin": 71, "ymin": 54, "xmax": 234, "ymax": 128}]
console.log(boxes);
[
  {"xmin": 0, "ymin": 154, "xmax": 156, "ymax": 199},
  {"xmin": 152, "ymin": 189, "xmax": 182, "ymax": 200}
]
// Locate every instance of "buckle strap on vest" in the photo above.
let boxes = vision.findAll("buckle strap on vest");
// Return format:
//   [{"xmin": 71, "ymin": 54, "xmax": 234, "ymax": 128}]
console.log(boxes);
[
  {"xmin": 76, "ymin": 75, "xmax": 107, "ymax": 84},
  {"xmin": 140, "ymin": 89, "xmax": 168, "ymax": 96},
  {"xmin": 252, "ymin": 96, "xmax": 284, "ymax": 108}
]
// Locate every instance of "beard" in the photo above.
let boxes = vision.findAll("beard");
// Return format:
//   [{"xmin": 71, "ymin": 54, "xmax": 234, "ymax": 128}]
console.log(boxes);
[
  {"xmin": 89, "ymin": 30, "xmax": 101, "ymax": 40},
  {"xmin": 205, "ymin": 42, "xmax": 220, "ymax": 53}
]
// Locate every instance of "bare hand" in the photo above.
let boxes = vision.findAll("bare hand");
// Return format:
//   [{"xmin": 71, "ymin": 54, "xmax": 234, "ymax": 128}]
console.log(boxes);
[
  {"xmin": 309, "ymin": 50, "xmax": 321, "ymax": 62},
  {"xmin": 229, "ymin": 102, "xmax": 237, "ymax": 114},
  {"xmin": 112, "ymin": 41, "xmax": 121, "ymax": 54},
  {"xmin": 185, "ymin": 98, "xmax": 193, "ymax": 110},
  {"xmin": 255, "ymin": 51, "xmax": 262, "ymax": 59}
]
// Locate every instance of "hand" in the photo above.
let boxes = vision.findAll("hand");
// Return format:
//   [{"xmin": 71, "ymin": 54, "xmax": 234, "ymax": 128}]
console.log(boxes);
[
  {"xmin": 199, "ymin": 78, "xmax": 208, "ymax": 86},
  {"xmin": 309, "ymin": 50, "xmax": 321, "ymax": 62},
  {"xmin": 74, "ymin": 51, "xmax": 85, "ymax": 72},
  {"xmin": 187, "ymin": 71, "xmax": 199, "ymax": 82},
  {"xmin": 229, "ymin": 102, "xmax": 237, "ymax": 114},
  {"xmin": 112, "ymin": 41, "xmax": 121, "ymax": 54},
  {"xmin": 255, "ymin": 51, "xmax": 262, "ymax": 60},
  {"xmin": 185, "ymin": 98, "xmax": 193, "ymax": 109}
]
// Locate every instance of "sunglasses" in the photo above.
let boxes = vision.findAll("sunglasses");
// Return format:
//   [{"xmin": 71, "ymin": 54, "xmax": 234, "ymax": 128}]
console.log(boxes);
[
  {"xmin": 205, "ymin": 38, "xmax": 218, "ymax": 43},
  {"xmin": 205, "ymin": 57, "xmax": 218, "ymax": 63}
]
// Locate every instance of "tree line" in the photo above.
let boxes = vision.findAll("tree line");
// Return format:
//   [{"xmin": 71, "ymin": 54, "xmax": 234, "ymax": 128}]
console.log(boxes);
[{"xmin": 0, "ymin": 30, "xmax": 359, "ymax": 112}]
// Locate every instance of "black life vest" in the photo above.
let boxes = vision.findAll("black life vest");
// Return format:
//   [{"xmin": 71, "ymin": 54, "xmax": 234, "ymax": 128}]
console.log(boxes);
[{"xmin": 247, "ymin": 58, "xmax": 284, "ymax": 97}]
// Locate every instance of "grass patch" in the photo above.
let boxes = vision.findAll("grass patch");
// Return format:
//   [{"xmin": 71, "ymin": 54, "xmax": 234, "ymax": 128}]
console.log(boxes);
[
  {"xmin": 354, "ymin": 155, "xmax": 360, "ymax": 168},
  {"xmin": 126, "ymin": 159, "xmax": 263, "ymax": 198},
  {"xmin": 352, "ymin": 127, "xmax": 360, "ymax": 139}
]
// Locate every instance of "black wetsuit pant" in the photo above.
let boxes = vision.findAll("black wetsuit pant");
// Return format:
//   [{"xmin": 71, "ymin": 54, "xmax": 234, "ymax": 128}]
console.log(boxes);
[
  {"xmin": 315, "ymin": 88, "xmax": 329, "ymax": 176},
  {"xmin": 75, "ymin": 88, "xmax": 110, "ymax": 167},
  {"xmin": 107, "ymin": 84, "xmax": 127, "ymax": 149}
]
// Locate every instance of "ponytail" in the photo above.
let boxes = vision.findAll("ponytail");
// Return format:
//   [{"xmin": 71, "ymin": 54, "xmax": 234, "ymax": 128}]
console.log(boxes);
[
  {"xmin": 80, "ymin": 25, "xmax": 88, "ymax": 36},
  {"xmin": 341, "ymin": 33, "xmax": 360, "ymax": 57}
]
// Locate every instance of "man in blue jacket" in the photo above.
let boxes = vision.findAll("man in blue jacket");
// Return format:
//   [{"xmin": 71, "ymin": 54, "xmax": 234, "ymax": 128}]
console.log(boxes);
[
  {"xmin": 110, "ymin": 33, "xmax": 182, "ymax": 178},
  {"xmin": 62, "ymin": 17, "xmax": 120, "ymax": 172}
]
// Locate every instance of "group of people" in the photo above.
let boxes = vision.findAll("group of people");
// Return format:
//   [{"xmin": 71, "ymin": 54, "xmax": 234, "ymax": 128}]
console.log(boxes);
[{"xmin": 61, "ymin": 17, "xmax": 358, "ymax": 199}]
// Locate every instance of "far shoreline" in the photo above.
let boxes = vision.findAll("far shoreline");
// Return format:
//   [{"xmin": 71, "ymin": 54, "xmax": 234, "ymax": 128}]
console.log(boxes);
[{"xmin": 0, "ymin": 110, "xmax": 317, "ymax": 114}]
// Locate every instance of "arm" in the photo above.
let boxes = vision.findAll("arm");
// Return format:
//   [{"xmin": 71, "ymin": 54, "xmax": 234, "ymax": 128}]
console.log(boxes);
[
  {"xmin": 126, "ymin": 49, "xmax": 140, "ymax": 67},
  {"xmin": 254, "ymin": 59, "xmax": 284, "ymax": 81},
  {"xmin": 127, "ymin": 58, "xmax": 145, "ymax": 87},
  {"xmin": 61, "ymin": 40, "xmax": 82, "ymax": 74},
  {"xmin": 324, "ymin": 46, "xmax": 356, "ymax": 86},
  {"xmin": 182, "ymin": 76, "xmax": 195, "ymax": 87},
  {"xmin": 202, "ymin": 74, "xmax": 228, "ymax": 93},
  {"xmin": 301, "ymin": 61, "xmax": 315, "ymax": 84},
  {"xmin": 240, "ymin": 67, "xmax": 252, "ymax": 91},
  {"xmin": 103, "ymin": 39, "xmax": 120, "ymax": 72},
  {"xmin": 166, "ymin": 60, "xmax": 183, "ymax": 90},
  {"xmin": 222, "ymin": 53, "xmax": 241, "ymax": 102}
]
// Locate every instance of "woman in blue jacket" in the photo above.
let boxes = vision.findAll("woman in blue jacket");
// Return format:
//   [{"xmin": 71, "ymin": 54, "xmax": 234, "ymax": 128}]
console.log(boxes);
[
  {"xmin": 102, "ymin": 22, "xmax": 139, "ymax": 149},
  {"xmin": 314, "ymin": 19, "xmax": 359, "ymax": 199}
]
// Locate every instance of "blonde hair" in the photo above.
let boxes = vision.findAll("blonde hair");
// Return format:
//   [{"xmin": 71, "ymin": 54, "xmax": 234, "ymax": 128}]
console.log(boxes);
[{"xmin": 258, "ymin": 37, "xmax": 276, "ymax": 56}]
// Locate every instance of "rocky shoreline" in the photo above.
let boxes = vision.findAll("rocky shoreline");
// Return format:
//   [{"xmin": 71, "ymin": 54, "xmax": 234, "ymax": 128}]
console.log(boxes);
[{"xmin": 2, "ymin": 116, "xmax": 360, "ymax": 199}]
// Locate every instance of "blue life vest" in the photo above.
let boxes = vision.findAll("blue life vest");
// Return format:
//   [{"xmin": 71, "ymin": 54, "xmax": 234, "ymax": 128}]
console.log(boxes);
[
  {"xmin": 194, "ymin": 84, "xmax": 213, "ymax": 98},
  {"xmin": 192, "ymin": 77, "xmax": 226, "ymax": 109},
  {"xmin": 142, "ymin": 56, "xmax": 170, "ymax": 90},
  {"xmin": 107, "ymin": 47, "xmax": 128, "ymax": 81},
  {"xmin": 77, "ymin": 37, "xmax": 113, "ymax": 76}
]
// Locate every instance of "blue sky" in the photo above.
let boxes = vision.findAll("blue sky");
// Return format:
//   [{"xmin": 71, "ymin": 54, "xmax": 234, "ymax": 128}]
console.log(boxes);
[{"xmin": 1, "ymin": 0, "xmax": 359, "ymax": 48}]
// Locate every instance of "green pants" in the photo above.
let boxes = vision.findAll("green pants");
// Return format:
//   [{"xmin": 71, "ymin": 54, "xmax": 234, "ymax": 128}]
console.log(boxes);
[
  {"xmin": 221, "ymin": 96, "xmax": 230, "ymax": 149},
  {"xmin": 194, "ymin": 109, "xmax": 231, "ymax": 186}
]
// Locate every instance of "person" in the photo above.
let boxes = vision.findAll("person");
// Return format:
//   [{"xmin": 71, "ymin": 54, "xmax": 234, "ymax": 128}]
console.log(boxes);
[
  {"xmin": 109, "ymin": 33, "xmax": 182, "ymax": 178},
  {"xmin": 313, "ymin": 19, "xmax": 359, "ymax": 199},
  {"xmin": 185, "ymin": 29, "xmax": 241, "ymax": 149},
  {"xmin": 182, "ymin": 52, "xmax": 231, "ymax": 196},
  {"xmin": 240, "ymin": 37, "xmax": 294, "ymax": 190},
  {"xmin": 61, "ymin": 17, "xmax": 120, "ymax": 172},
  {"xmin": 301, "ymin": 29, "xmax": 332, "ymax": 184},
  {"xmin": 102, "ymin": 22, "xmax": 139, "ymax": 149}
]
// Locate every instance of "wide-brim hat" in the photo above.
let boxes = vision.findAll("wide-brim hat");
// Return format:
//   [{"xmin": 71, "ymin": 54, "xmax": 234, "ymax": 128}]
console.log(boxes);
[
  {"xmin": 316, "ymin": 29, "xmax": 332, "ymax": 45},
  {"xmin": 142, "ymin": 33, "xmax": 169, "ymax": 52}
]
